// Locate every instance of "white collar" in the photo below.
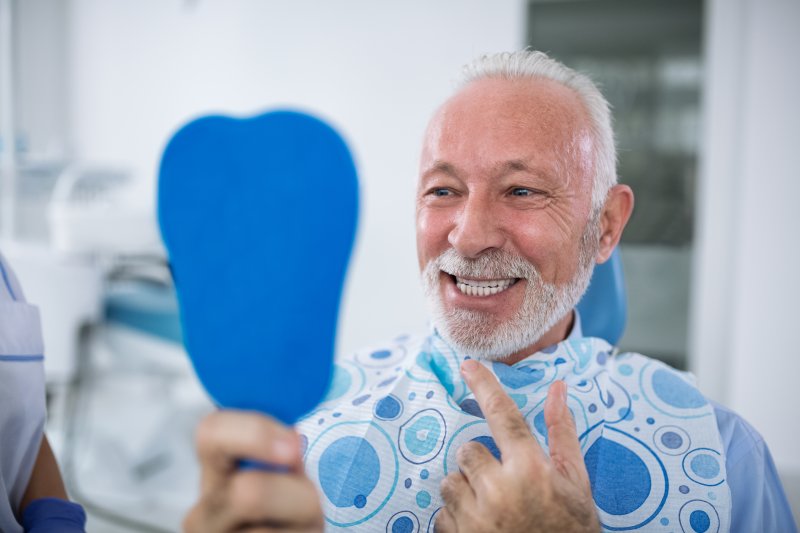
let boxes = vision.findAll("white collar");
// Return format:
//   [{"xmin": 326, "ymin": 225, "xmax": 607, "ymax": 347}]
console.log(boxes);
[{"xmin": 566, "ymin": 308, "xmax": 583, "ymax": 341}]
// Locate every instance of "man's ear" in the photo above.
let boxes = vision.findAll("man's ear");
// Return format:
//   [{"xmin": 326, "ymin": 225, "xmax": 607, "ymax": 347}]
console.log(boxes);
[{"xmin": 596, "ymin": 184, "xmax": 634, "ymax": 264}]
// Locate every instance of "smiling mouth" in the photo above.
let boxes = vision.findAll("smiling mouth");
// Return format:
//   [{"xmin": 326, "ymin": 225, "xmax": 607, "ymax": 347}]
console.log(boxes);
[{"xmin": 447, "ymin": 274, "xmax": 519, "ymax": 297}]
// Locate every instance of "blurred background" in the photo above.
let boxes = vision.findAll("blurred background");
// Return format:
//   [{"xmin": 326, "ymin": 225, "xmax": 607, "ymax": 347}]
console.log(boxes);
[{"xmin": 1, "ymin": 0, "xmax": 797, "ymax": 530}]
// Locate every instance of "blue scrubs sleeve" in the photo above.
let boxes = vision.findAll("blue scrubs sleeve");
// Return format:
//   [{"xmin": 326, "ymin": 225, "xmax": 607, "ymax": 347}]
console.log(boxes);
[
  {"xmin": 22, "ymin": 498, "xmax": 86, "ymax": 533},
  {"xmin": 713, "ymin": 402, "xmax": 798, "ymax": 532}
]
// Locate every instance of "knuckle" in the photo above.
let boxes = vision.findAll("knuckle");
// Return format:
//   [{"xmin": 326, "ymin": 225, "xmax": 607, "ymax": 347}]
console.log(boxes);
[
  {"xmin": 483, "ymin": 484, "xmax": 507, "ymax": 508},
  {"xmin": 516, "ymin": 451, "xmax": 540, "ymax": 476},
  {"xmin": 229, "ymin": 473, "xmax": 269, "ymax": 518},
  {"xmin": 484, "ymin": 391, "xmax": 514, "ymax": 416},
  {"xmin": 456, "ymin": 441, "xmax": 490, "ymax": 471},
  {"xmin": 455, "ymin": 442, "xmax": 475, "ymax": 464},
  {"xmin": 238, "ymin": 415, "xmax": 277, "ymax": 448},
  {"xmin": 434, "ymin": 509, "xmax": 450, "ymax": 532},
  {"xmin": 298, "ymin": 476, "xmax": 325, "ymax": 523},
  {"xmin": 195, "ymin": 413, "xmax": 223, "ymax": 456},
  {"xmin": 439, "ymin": 475, "xmax": 452, "ymax": 496},
  {"xmin": 459, "ymin": 440, "xmax": 482, "ymax": 457},
  {"xmin": 439, "ymin": 474, "xmax": 460, "ymax": 504},
  {"xmin": 185, "ymin": 490, "xmax": 227, "ymax": 531},
  {"xmin": 549, "ymin": 413, "xmax": 578, "ymax": 435},
  {"xmin": 501, "ymin": 413, "xmax": 533, "ymax": 442}
]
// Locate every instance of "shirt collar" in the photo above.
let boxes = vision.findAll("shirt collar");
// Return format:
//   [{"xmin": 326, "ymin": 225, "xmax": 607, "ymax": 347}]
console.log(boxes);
[{"xmin": 566, "ymin": 308, "xmax": 583, "ymax": 341}]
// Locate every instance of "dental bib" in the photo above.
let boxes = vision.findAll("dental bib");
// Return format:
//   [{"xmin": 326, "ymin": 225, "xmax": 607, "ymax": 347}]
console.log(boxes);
[{"xmin": 297, "ymin": 333, "xmax": 731, "ymax": 532}]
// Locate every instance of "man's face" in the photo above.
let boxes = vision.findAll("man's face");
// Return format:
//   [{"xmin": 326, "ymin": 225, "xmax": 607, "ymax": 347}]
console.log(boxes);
[{"xmin": 416, "ymin": 77, "xmax": 600, "ymax": 360}]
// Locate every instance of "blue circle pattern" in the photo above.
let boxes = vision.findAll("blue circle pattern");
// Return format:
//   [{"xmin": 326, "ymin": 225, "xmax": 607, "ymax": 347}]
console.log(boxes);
[
  {"xmin": 416, "ymin": 491, "xmax": 431, "ymax": 509},
  {"xmin": 679, "ymin": 500, "xmax": 720, "ymax": 533},
  {"xmin": 663, "ymin": 431, "xmax": 683, "ymax": 449},
  {"xmin": 375, "ymin": 395, "xmax": 404, "ymax": 420},
  {"xmin": 582, "ymin": 426, "xmax": 669, "ymax": 531},
  {"xmin": 653, "ymin": 426, "xmax": 691, "ymax": 456},
  {"xmin": 533, "ymin": 411, "xmax": 549, "ymax": 444},
  {"xmin": 690, "ymin": 455, "xmax": 720, "ymax": 480},
  {"xmin": 305, "ymin": 420, "xmax": 399, "ymax": 528},
  {"xmin": 459, "ymin": 398, "xmax": 484, "ymax": 418},
  {"xmin": 585, "ymin": 437, "xmax": 652, "ymax": 515},
  {"xmin": 652, "ymin": 369, "xmax": 707, "ymax": 409},
  {"xmin": 386, "ymin": 511, "xmax": 419, "ymax": 533},
  {"xmin": 393, "ymin": 516, "xmax": 414, "ymax": 533},
  {"xmin": 640, "ymin": 362, "xmax": 712, "ymax": 420},
  {"xmin": 492, "ymin": 361, "xmax": 544, "ymax": 389},
  {"xmin": 683, "ymin": 448, "xmax": 725, "ymax": 487},
  {"xmin": 325, "ymin": 364, "xmax": 352, "ymax": 402},
  {"xmin": 319, "ymin": 436, "xmax": 381, "ymax": 508},
  {"xmin": 690, "ymin": 510, "xmax": 711, "ymax": 532},
  {"xmin": 299, "ymin": 336, "xmax": 729, "ymax": 531},
  {"xmin": 399, "ymin": 409, "xmax": 447, "ymax": 465}
]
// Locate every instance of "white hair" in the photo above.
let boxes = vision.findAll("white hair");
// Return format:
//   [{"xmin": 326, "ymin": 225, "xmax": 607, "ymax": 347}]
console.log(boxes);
[{"xmin": 459, "ymin": 50, "xmax": 617, "ymax": 211}]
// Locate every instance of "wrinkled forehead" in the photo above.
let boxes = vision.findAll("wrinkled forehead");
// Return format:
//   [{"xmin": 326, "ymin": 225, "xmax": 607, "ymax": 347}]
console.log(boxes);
[{"xmin": 420, "ymin": 77, "xmax": 595, "ymax": 181}]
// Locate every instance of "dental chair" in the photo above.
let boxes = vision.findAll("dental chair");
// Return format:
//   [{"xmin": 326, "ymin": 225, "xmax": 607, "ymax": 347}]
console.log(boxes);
[
  {"xmin": 61, "ymin": 263, "xmax": 207, "ymax": 533},
  {"xmin": 576, "ymin": 248, "xmax": 627, "ymax": 346}
]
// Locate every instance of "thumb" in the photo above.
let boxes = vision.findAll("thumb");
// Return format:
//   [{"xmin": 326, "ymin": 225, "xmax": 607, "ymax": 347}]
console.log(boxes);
[{"xmin": 544, "ymin": 381, "xmax": 589, "ymax": 486}]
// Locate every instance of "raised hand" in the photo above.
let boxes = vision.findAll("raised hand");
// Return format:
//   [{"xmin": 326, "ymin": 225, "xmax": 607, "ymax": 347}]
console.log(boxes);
[
  {"xmin": 435, "ymin": 359, "xmax": 599, "ymax": 533},
  {"xmin": 184, "ymin": 411, "xmax": 324, "ymax": 533}
]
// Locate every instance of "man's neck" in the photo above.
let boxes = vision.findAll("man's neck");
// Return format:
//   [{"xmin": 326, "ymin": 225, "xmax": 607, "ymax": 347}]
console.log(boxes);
[{"xmin": 502, "ymin": 310, "xmax": 575, "ymax": 365}]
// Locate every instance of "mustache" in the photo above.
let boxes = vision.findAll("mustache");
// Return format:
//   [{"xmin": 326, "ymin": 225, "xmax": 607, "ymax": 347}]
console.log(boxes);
[{"xmin": 431, "ymin": 248, "xmax": 537, "ymax": 279}]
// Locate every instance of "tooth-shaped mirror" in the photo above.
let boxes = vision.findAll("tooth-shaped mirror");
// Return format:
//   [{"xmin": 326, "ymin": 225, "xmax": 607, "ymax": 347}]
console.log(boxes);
[{"xmin": 158, "ymin": 110, "xmax": 358, "ymax": 424}]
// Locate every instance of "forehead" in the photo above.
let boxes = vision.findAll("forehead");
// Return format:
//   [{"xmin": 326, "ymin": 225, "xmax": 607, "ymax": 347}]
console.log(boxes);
[{"xmin": 421, "ymin": 77, "xmax": 593, "ymax": 178}]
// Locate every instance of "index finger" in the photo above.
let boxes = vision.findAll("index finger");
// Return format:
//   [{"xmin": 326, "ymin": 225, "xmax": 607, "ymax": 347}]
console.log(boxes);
[
  {"xmin": 460, "ymin": 359, "xmax": 543, "ymax": 461},
  {"xmin": 196, "ymin": 410, "xmax": 302, "ymax": 491}
]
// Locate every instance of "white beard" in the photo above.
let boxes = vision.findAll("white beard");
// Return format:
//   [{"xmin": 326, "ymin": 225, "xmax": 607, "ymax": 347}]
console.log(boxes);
[{"xmin": 421, "ymin": 216, "xmax": 600, "ymax": 361}]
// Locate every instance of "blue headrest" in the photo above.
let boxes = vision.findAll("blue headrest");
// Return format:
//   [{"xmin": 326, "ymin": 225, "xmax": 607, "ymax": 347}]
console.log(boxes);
[{"xmin": 575, "ymin": 248, "xmax": 627, "ymax": 346}]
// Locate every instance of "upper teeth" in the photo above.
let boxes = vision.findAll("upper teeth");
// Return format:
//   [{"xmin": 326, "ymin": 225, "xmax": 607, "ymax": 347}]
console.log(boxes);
[{"xmin": 455, "ymin": 277, "xmax": 515, "ymax": 297}]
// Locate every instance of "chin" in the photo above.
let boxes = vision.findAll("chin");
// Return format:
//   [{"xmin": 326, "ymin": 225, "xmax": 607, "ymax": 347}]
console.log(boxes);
[
  {"xmin": 421, "ymin": 245, "xmax": 596, "ymax": 361},
  {"xmin": 432, "ymin": 307, "xmax": 554, "ymax": 361}
]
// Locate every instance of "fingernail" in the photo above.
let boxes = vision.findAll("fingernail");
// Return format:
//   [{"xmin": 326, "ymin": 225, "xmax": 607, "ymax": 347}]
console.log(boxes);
[
  {"xmin": 461, "ymin": 359, "xmax": 479, "ymax": 375},
  {"xmin": 273, "ymin": 434, "xmax": 297, "ymax": 463},
  {"xmin": 558, "ymin": 381, "xmax": 568, "ymax": 404}
]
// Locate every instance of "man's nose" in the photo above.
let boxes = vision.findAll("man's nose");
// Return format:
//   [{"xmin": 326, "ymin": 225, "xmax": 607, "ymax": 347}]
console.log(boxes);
[{"xmin": 448, "ymin": 196, "xmax": 506, "ymax": 258}]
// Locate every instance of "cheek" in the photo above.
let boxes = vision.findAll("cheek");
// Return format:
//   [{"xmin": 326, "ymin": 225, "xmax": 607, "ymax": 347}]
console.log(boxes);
[
  {"xmin": 416, "ymin": 208, "xmax": 451, "ymax": 268},
  {"xmin": 504, "ymin": 216, "xmax": 581, "ymax": 284}
]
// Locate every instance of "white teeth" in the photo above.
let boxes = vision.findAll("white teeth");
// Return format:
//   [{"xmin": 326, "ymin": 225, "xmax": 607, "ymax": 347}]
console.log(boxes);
[{"xmin": 455, "ymin": 277, "xmax": 515, "ymax": 297}]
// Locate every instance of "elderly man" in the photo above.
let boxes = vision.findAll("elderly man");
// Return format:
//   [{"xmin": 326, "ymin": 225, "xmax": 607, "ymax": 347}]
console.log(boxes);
[{"xmin": 184, "ymin": 51, "xmax": 795, "ymax": 533}]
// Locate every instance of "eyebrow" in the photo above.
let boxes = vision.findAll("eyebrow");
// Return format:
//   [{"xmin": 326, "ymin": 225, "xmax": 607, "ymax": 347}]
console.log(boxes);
[
  {"xmin": 420, "ymin": 160, "xmax": 460, "ymax": 181},
  {"xmin": 498, "ymin": 159, "xmax": 535, "ymax": 174},
  {"xmin": 420, "ymin": 158, "xmax": 556, "ymax": 185}
]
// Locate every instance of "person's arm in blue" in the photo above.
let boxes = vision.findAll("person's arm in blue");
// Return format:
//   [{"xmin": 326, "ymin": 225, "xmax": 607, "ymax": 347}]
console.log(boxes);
[{"xmin": 714, "ymin": 402, "xmax": 798, "ymax": 532}]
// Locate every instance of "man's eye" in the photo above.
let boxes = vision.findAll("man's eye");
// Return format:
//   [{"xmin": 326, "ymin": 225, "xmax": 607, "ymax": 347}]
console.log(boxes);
[
  {"xmin": 510, "ymin": 188, "xmax": 535, "ymax": 197},
  {"xmin": 431, "ymin": 188, "xmax": 452, "ymax": 197}
]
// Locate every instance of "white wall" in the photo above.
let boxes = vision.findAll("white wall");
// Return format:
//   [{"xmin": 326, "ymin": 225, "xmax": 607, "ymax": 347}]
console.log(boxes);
[
  {"xmin": 15, "ymin": 0, "xmax": 69, "ymax": 159},
  {"xmin": 66, "ymin": 0, "xmax": 527, "ymax": 355},
  {"xmin": 691, "ymin": 0, "xmax": 800, "ymax": 509}
]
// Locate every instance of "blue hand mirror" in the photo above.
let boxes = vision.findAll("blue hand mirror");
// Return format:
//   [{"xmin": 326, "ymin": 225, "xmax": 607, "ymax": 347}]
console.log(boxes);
[{"xmin": 158, "ymin": 110, "xmax": 358, "ymax": 424}]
